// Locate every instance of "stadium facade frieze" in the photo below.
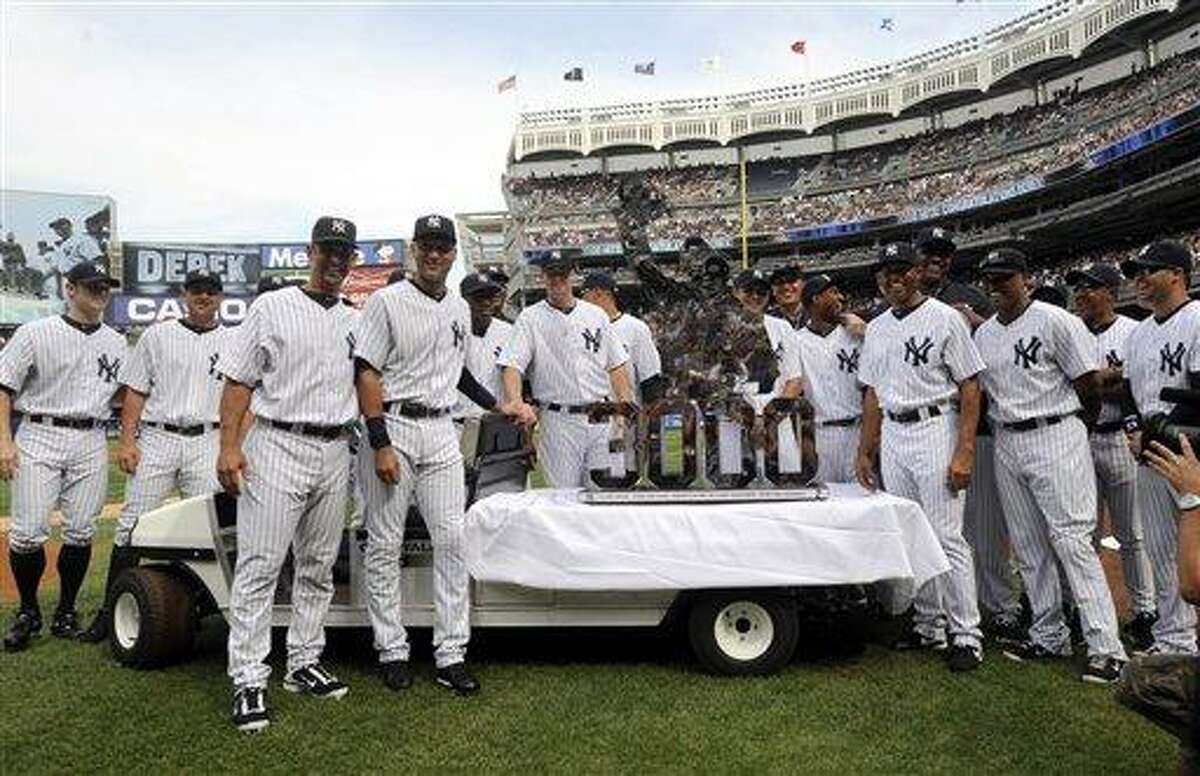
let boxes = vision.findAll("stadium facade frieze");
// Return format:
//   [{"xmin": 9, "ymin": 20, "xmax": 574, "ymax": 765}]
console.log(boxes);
[{"xmin": 512, "ymin": 0, "xmax": 1178, "ymax": 159}]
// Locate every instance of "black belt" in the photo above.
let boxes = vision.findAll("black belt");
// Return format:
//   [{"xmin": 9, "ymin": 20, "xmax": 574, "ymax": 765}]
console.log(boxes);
[
  {"xmin": 886, "ymin": 405, "xmax": 945, "ymax": 424},
  {"xmin": 264, "ymin": 419, "xmax": 349, "ymax": 440},
  {"xmin": 1092, "ymin": 420, "xmax": 1125, "ymax": 434},
  {"xmin": 541, "ymin": 402, "xmax": 591, "ymax": 414},
  {"xmin": 22, "ymin": 413, "xmax": 103, "ymax": 430},
  {"xmin": 145, "ymin": 421, "xmax": 219, "ymax": 437},
  {"xmin": 820, "ymin": 416, "xmax": 861, "ymax": 427},
  {"xmin": 383, "ymin": 401, "xmax": 453, "ymax": 419},
  {"xmin": 1002, "ymin": 413, "xmax": 1076, "ymax": 433}
]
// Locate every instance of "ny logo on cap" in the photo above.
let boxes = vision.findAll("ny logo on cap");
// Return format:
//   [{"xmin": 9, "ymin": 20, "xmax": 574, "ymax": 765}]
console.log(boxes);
[
  {"xmin": 1139, "ymin": 244, "xmax": 1152, "ymax": 258},
  {"xmin": 886, "ymin": 245, "xmax": 899, "ymax": 256},
  {"xmin": 331, "ymin": 219, "xmax": 348, "ymax": 234},
  {"xmin": 426, "ymin": 216, "xmax": 442, "ymax": 228},
  {"xmin": 987, "ymin": 251, "xmax": 1000, "ymax": 262},
  {"xmin": 931, "ymin": 228, "xmax": 944, "ymax": 238},
  {"xmin": 93, "ymin": 262, "xmax": 105, "ymax": 274}
]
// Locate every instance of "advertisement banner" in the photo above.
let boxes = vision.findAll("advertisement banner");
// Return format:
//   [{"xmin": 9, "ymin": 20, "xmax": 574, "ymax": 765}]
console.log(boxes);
[
  {"xmin": 107, "ymin": 293, "xmax": 254, "ymax": 327},
  {"xmin": 342, "ymin": 265, "xmax": 395, "ymax": 308},
  {"xmin": 121, "ymin": 242, "xmax": 261, "ymax": 295},
  {"xmin": 0, "ymin": 190, "xmax": 116, "ymax": 321},
  {"xmin": 260, "ymin": 239, "xmax": 406, "ymax": 273}
]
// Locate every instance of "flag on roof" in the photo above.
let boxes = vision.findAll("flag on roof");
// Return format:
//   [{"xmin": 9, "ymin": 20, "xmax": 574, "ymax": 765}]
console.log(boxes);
[
  {"xmin": 702, "ymin": 56, "xmax": 721, "ymax": 73},
  {"xmin": 880, "ymin": 18, "xmax": 894, "ymax": 31},
  {"xmin": 634, "ymin": 61, "xmax": 655, "ymax": 76},
  {"xmin": 564, "ymin": 66, "xmax": 584, "ymax": 81},
  {"xmin": 791, "ymin": 40, "xmax": 806, "ymax": 55},
  {"xmin": 497, "ymin": 74, "xmax": 516, "ymax": 93}
]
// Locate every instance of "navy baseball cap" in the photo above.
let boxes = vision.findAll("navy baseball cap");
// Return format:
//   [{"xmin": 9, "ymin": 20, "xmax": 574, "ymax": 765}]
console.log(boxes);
[
  {"xmin": 1121, "ymin": 240, "xmax": 1194, "ymax": 279},
  {"xmin": 733, "ymin": 269, "xmax": 770, "ymax": 294},
  {"xmin": 536, "ymin": 250, "xmax": 575, "ymax": 274},
  {"xmin": 460, "ymin": 271, "xmax": 502, "ymax": 298},
  {"xmin": 413, "ymin": 214, "xmax": 456, "ymax": 245},
  {"xmin": 874, "ymin": 242, "xmax": 919, "ymax": 272},
  {"xmin": 914, "ymin": 226, "xmax": 956, "ymax": 256},
  {"xmin": 769, "ymin": 265, "xmax": 802, "ymax": 285},
  {"xmin": 978, "ymin": 248, "xmax": 1029, "ymax": 276},
  {"xmin": 1031, "ymin": 284, "xmax": 1068, "ymax": 309},
  {"xmin": 387, "ymin": 268, "xmax": 407, "ymax": 285},
  {"xmin": 801, "ymin": 274, "xmax": 838, "ymax": 306},
  {"xmin": 65, "ymin": 261, "xmax": 119, "ymax": 287},
  {"xmin": 184, "ymin": 268, "xmax": 223, "ymax": 293},
  {"xmin": 311, "ymin": 216, "xmax": 356, "ymax": 246},
  {"xmin": 1066, "ymin": 263, "xmax": 1123, "ymax": 290},
  {"xmin": 580, "ymin": 271, "xmax": 616, "ymax": 294}
]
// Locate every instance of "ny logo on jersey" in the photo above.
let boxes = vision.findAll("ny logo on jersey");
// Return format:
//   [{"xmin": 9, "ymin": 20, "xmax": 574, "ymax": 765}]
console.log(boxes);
[
  {"xmin": 1160, "ymin": 342, "xmax": 1186, "ymax": 376},
  {"xmin": 773, "ymin": 340, "xmax": 785, "ymax": 362},
  {"xmin": 451, "ymin": 321, "xmax": 466, "ymax": 349},
  {"xmin": 1105, "ymin": 349, "xmax": 1123, "ymax": 368},
  {"xmin": 96, "ymin": 354, "xmax": 120, "ymax": 383},
  {"xmin": 582, "ymin": 327, "xmax": 602, "ymax": 354},
  {"xmin": 1013, "ymin": 336, "xmax": 1043, "ymax": 369},
  {"xmin": 836, "ymin": 348, "xmax": 860, "ymax": 373},
  {"xmin": 346, "ymin": 332, "xmax": 357, "ymax": 360},
  {"xmin": 493, "ymin": 345, "xmax": 502, "ymax": 359},
  {"xmin": 903, "ymin": 336, "xmax": 934, "ymax": 367},
  {"xmin": 208, "ymin": 353, "xmax": 221, "ymax": 379}
]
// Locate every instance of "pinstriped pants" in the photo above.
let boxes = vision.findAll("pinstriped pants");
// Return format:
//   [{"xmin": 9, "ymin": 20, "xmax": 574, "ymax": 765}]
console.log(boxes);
[
  {"xmin": 1137, "ymin": 467, "xmax": 1199, "ymax": 654},
  {"xmin": 9, "ymin": 422, "xmax": 108, "ymax": 552},
  {"xmin": 538, "ymin": 410, "xmax": 611, "ymax": 489},
  {"xmin": 1090, "ymin": 430, "xmax": 1156, "ymax": 614},
  {"xmin": 227, "ymin": 426, "xmax": 349, "ymax": 689},
  {"xmin": 993, "ymin": 417, "xmax": 1126, "ymax": 660},
  {"xmin": 963, "ymin": 434, "xmax": 1022, "ymax": 619},
  {"xmin": 814, "ymin": 421, "xmax": 859, "ymax": 483},
  {"xmin": 114, "ymin": 425, "xmax": 220, "ymax": 547},
  {"xmin": 363, "ymin": 415, "xmax": 469, "ymax": 668},
  {"xmin": 880, "ymin": 413, "xmax": 982, "ymax": 649}
]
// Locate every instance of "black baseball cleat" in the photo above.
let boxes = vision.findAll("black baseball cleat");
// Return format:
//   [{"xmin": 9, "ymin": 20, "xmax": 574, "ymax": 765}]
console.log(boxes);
[
  {"xmin": 1122, "ymin": 610, "xmax": 1158, "ymax": 654},
  {"xmin": 891, "ymin": 628, "xmax": 947, "ymax": 652},
  {"xmin": 984, "ymin": 615, "xmax": 1027, "ymax": 646},
  {"xmin": 49, "ymin": 609, "xmax": 80, "ymax": 639},
  {"xmin": 380, "ymin": 660, "xmax": 414, "ymax": 692},
  {"xmin": 76, "ymin": 609, "xmax": 110, "ymax": 644},
  {"xmin": 945, "ymin": 643, "xmax": 983, "ymax": 672},
  {"xmin": 3, "ymin": 609, "xmax": 43, "ymax": 652},
  {"xmin": 1082, "ymin": 655, "xmax": 1126, "ymax": 685},
  {"xmin": 1003, "ymin": 640, "xmax": 1070, "ymax": 663},
  {"xmin": 283, "ymin": 663, "xmax": 348, "ymax": 699},
  {"xmin": 435, "ymin": 662, "xmax": 480, "ymax": 696},
  {"xmin": 232, "ymin": 686, "xmax": 270, "ymax": 732}
]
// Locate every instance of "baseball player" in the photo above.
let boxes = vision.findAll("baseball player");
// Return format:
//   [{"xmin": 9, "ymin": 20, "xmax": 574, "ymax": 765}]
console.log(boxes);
[
  {"xmin": 217, "ymin": 216, "xmax": 361, "ymax": 732},
  {"xmin": 579, "ymin": 270, "xmax": 664, "ymax": 403},
  {"xmin": 856, "ymin": 242, "xmax": 985, "ymax": 672},
  {"xmin": 1067, "ymin": 261, "xmax": 1158, "ymax": 652},
  {"xmin": 47, "ymin": 218, "xmax": 104, "ymax": 300},
  {"xmin": 0, "ymin": 261, "xmax": 124, "ymax": 651},
  {"xmin": 77, "ymin": 269, "xmax": 234, "ymax": 643},
  {"xmin": 498, "ymin": 252, "xmax": 634, "ymax": 489},
  {"xmin": 1120, "ymin": 240, "xmax": 1200, "ymax": 656},
  {"xmin": 355, "ymin": 214, "xmax": 534, "ymax": 696},
  {"xmin": 454, "ymin": 270, "xmax": 514, "ymax": 423},
  {"xmin": 768, "ymin": 265, "xmax": 807, "ymax": 331},
  {"xmin": 794, "ymin": 274, "xmax": 862, "ymax": 483},
  {"xmin": 915, "ymin": 227, "xmax": 1023, "ymax": 640},
  {"xmin": 974, "ymin": 249, "xmax": 1127, "ymax": 683}
]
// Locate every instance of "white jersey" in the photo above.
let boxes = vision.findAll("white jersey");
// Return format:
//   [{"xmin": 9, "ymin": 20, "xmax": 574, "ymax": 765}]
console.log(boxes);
[
  {"xmin": 498, "ymin": 299, "xmax": 628, "ymax": 404},
  {"xmin": 610, "ymin": 313, "xmax": 661, "ymax": 402},
  {"xmin": 975, "ymin": 301, "xmax": 1098, "ymax": 424},
  {"xmin": 122, "ymin": 319, "xmax": 236, "ymax": 425},
  {"xmin": 455, "ymin": 317, "xmax": 513, "ymax": 419},
  {"xmin": 354, "ymin": 280, "xmax": 472, "ymax": 411},
  {"xmin": 1126, "ymin": 300, "xmax": 1200, "ymax": 418},
  {"xmin": 796, "ymin": 323, "xmax": 863, "ymax": 422},
  {"xmin": 1090, "ymin": 314, "xmax": 1138, "ymax": 424},
  {"xmin": 0, "ymin": 315, "xmax": 126, "ymax": 420},
  {"xmin": 220, "ymin": 285, "xmax": 358, "ymax": 426},
  {"xmin": 740, "ymin": 314, "xmax": 802, "ymax": 401},
  {"xmin": 858, "ymin": 297, "xmax": 984, "ymax": 412}
]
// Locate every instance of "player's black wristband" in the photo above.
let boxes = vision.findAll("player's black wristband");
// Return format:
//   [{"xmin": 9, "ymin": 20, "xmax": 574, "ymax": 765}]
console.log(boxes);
[
  {"xmin": 1123, "ymin": 415, "xmax": 1141, "ymax": 433},
  {"xmin": 365, "ymin": 416, "xmax": 391, "ymax": 450}
]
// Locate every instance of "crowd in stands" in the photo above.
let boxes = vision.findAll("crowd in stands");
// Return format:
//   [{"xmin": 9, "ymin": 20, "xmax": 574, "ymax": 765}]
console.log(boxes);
[{"xmin": 510, "ymin": 49, "xmax": 1200, "ymax": 248}]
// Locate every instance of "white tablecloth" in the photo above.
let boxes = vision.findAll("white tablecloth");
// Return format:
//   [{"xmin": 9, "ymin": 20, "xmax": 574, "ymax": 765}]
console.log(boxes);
[{"xmin": 465, "ymin": 483, "xmax": 949, "ymax": 597}]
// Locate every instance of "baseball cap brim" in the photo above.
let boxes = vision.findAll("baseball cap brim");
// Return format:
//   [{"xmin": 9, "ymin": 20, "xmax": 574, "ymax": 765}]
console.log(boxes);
[
  {"xmin": 1065, "ymin": 269, "xmax": 1112, "ymax": 288},
  {"xmin": 1120, "ymin": 258, "xmax": 1178, "ymax": 279}
]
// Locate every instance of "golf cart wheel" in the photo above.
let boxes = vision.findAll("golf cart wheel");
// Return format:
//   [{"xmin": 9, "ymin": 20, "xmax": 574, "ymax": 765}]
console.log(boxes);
[
  {"xmin": 687, "ymin": 590, "xmax": 798, "ymax": 676},
  {"xmin": 109, "ymin": 567, "xmax": 196, "ymax": 669}
]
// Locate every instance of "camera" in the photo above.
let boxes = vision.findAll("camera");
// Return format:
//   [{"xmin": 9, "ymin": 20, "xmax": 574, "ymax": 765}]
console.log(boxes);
[{"xmin": 1141, "ymin": 387, "xmax": 1200, "ymax": 455}]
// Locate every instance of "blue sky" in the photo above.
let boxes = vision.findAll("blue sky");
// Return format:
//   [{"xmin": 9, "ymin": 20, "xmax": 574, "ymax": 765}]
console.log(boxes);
[{"xmin": 2, "ymin": 1, "xmax": 1037, "ymax": 244}]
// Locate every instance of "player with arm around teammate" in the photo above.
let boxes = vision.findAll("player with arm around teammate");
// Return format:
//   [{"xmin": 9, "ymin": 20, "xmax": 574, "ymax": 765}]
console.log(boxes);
[
  {"xmin": 974, "ymin": 249, "xmax": 1127, "ymax": 683},
  {"xmin": 855, "ymin": 243, "xmax": 985, "ymax": 672},
  {"xmin": 0, "ymin": 261, "xmax": 124, "ymax": 651},
  {"xmin": 355, "ymin": 215, "xmax": 534, "ymax": 695},
  {"xmin": 453, "ymin": 270, "xmax": 514, "ymax": 428},
  {"xmin": 498, "ymin": 252, "xmax": 634, "ymax": 488},
  {"xmin": 78, "ymin": 269, "xmax": 235, "ymax": 643},
  {"xmin": 216, "ymin": 216, "xmax": 361, "ymax": 731}
]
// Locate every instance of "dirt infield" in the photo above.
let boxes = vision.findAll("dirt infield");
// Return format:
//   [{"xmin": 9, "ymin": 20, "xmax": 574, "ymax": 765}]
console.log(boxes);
[{"xmin": 0, "ymin": 505, "xmax": 121, "ymax": 604}]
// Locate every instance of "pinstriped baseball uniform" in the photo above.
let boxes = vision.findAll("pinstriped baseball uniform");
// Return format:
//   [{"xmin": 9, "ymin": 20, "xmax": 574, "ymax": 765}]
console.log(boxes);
[
  {"xmin": 733, "ymin": 314, "xmax": 802, "ymax": 474},
  {"xmin": 221, "ymin": 286, "xmax": 358, "ymax": 689},
  {"xmin": 114, "ymin": 319, "xmax": 234, "ymax": 546},
  {"xmin": 498, "ymin": 299, "xmax": 628, "ymax": 488},
  {"xmin": 354, "ymin": 279, "xmax": 474, "ymax": 669},
  {"xmin": 796, "ymin": 322, "xmax": 861, "ymax": 483},
  {"xmin": 0, "ymin": 315, "xmax": 126, "ymax": 552},
  {"xmin": 610, "ymin": 313, "xmax": 661, "ymax": 402},
  {"xmin": 962, "ymin": 428, "xmax": 1021, "ymax": 619},
  {"xmin": 976, "ymin": 301, "xmax": 1125, "ymax": 660},
  {"xmin": 1125, "ymin": 300, "xmax": 1200, "ymax": 654},
  {"xmin": 343, "ymin": 304, "xmax": 366, "ymax": 529},
  {"xmin": 454, "ymin": 317, "xmax": 513, "ymax": 421},
  {"xmin": 858, "ymin": 297, "xmax": 983, "ymax": 649},
  {"xmin": 1088, "ymin": 314, "xmax": 1155, "ymax": 615}
]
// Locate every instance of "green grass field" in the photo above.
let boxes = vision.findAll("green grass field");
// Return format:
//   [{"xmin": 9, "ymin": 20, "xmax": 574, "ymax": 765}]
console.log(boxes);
[{"xmin": 0, "ymin": 523, "xmax": 1181, "ymax": 774}]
